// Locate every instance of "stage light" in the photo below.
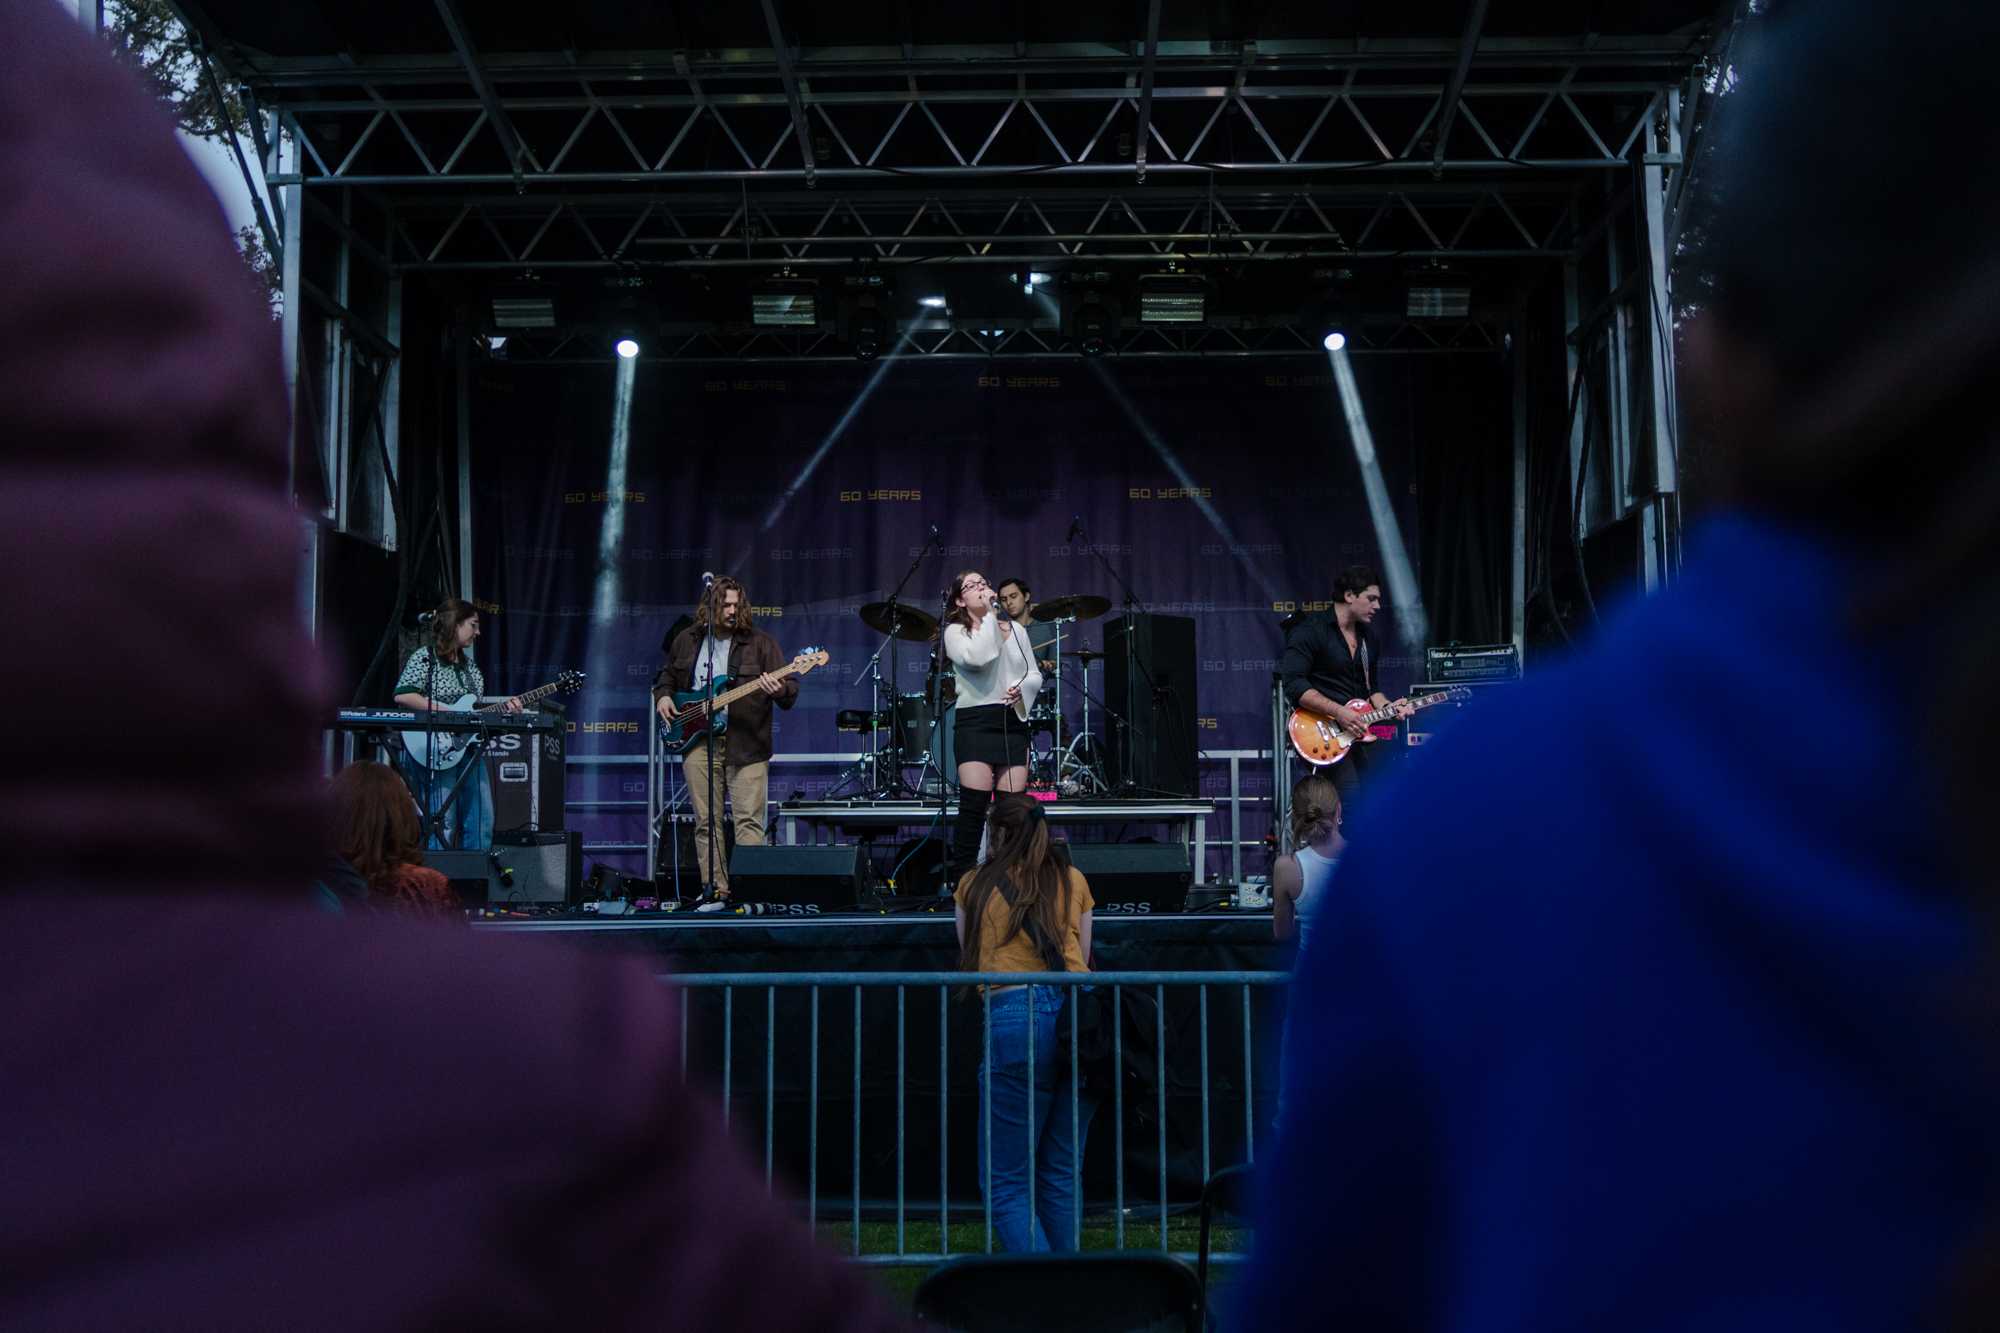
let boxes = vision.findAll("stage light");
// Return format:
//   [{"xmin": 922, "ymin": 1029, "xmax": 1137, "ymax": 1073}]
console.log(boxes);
[
  {"xmin": 919, "ymin": 295, "xmax": 947, "ymax": 308},
  {"xmin": 1074, "ymin": 294, "xmax": 1114, "ymax": 357},
  {"xmin": 751, "ymin": 279, "xmax": 820, "ymax": 328},
  {"xmin": 1407, "ymin": 284, "xmax": 1471, "ymax": 318},
  {"xmin": 1138, "ymin": 275, "xmax": 1206, "ymax": 325},
  {"xmin": 1323, "ymin": 331, "xmax": 1347, "ymax": 352},
  {"xmin": 614, "ymin": 338, "xmax": 639, "ymax": 359},
  {"xmin": 491, "ymin": 287, "xmax": 556, "ymax": 329},
  {"xmin": 850, "ymin": 305, "xmax": 886, "ymax": 361}
]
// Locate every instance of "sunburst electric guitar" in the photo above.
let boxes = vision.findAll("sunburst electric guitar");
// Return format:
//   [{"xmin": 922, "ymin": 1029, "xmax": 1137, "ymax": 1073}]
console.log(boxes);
[
  {"xmin": 1286, "ymin": 687, "xmax": 1471, "ymax": 766},
  {"xmin": 659, "ymin": 648, "xmax": 829, "ymax": 754}
]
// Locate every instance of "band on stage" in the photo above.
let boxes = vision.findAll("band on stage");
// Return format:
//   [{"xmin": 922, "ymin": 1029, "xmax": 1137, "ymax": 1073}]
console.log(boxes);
[{"xmin": 385, "ymin": 561, "xmax": 1419, "ymax": 898}]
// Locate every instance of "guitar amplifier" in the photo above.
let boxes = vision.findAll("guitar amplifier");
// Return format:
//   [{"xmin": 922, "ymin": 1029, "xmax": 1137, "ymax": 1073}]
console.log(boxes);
[
  {"xmin": 438, "ymin": 831, "xmax": 582, "ymax": 906},
  {"xmin": 1424, "ymin": 643, "xmax": 1521, "ymax": 684}
]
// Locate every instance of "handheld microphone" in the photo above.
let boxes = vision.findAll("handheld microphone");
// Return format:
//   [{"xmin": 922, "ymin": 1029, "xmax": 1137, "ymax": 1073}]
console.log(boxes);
[
  {"xmin": 488, "ymin": 851, "xmax": 514, "ymax": 889},
  {"xmin": 1066, "ymin": 515, "xmax": 1083, "ymax": 541},
  {"xmin": 701, "ymin": 571, "xmax": 716, "ymax": 590},
  {"xmin": 417, "ymin": 610, "xmax": 438, "ymax": 625},
  {"xmin": 928, "ymin": 524, "xmax": 943, "ymax": 552}
]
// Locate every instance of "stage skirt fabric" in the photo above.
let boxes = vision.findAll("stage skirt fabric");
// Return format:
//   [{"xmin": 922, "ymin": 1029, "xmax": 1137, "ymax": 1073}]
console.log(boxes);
[{"xmin": 954, "ymin": 703, "xmax": 1031, "ymax": 770}]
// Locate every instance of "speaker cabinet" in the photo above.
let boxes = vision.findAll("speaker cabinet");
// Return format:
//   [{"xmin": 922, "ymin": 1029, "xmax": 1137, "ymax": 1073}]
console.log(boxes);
[
  {"xmin": 726, "ymin": 844, "xmax": 871, "ymax": 913},
  {"xmin": 1103, "ymin": 613, "xmax": 1199, "ymax": 797},
  {"xmin": 1065, "ymin": 843, "xmax": 1192, "ymax": 914}
]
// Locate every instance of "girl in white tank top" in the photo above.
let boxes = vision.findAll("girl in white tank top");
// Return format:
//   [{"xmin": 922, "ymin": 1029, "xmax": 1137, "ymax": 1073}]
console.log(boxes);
[{"xmin": 1274, "ymin": 774, "xmax": 1344, "ymax": 955}]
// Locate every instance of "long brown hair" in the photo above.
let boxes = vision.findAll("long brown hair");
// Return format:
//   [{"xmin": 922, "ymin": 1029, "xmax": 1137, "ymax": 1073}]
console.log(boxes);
[
  {"xmin": 695, "ymin": 575, "xmax": 755, "ymax": 638},
  {"xmin": 330, "ymin": 761, "xmax": 426, "ymax": 890},
  {"xmin": 426, "ymin": 598, "xmax": 479, "ymax": 663},
  {"xmin": 957, "ymin": 794, "xmax": 1075, "ymax": 974},
  {"xmin": 1288, "ymin": 774, "xmax": 1341, "ymax": 852},
  {"xmin": 933, "ymin": 569, "xmax": 984, "ymax": 642}
]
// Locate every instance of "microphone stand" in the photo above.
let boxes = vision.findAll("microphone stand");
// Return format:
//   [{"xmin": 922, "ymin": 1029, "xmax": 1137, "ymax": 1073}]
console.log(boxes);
[
  {"xmin": 422, "ymin": 642, "xmax": 441, "ymax": 844},
  {"xmin": 705, "ymin": 626, "xmax": 721, "ymax": 898},
  {"xmin": 874, "ymin": 536, "xmax": 938, "ymax": 799}
]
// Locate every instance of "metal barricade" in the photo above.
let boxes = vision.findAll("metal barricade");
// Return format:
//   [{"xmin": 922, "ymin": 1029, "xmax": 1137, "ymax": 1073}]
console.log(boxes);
[{"xmin": 662, "ymin": 969, "xmax": 1289, "ymax": 1268}]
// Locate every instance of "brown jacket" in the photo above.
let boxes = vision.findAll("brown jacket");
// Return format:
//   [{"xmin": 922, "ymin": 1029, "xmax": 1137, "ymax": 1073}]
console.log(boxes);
[{"xmin": 652, "ymin": 625, "xmax": 799, "ymax": 765}]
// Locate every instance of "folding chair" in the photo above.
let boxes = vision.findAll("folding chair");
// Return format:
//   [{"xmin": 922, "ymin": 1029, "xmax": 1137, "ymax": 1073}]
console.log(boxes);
[
  {"xmin": 1196, "ymin": 1163, "xmax": 1256, "ymax": 1329},
  {"xmin": 913, "ymin": 1252, "xmax": 1201, "ymax": 1333}
]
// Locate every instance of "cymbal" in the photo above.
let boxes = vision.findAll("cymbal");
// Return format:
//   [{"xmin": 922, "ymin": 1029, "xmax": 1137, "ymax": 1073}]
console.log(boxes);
[
  {"xmin": 858, "ymin": 601, "xmax": 938, "ymax": 642},
  {"xmin": 1031, "ymin": 594, "xmax": 1112, "ymax": 622}
]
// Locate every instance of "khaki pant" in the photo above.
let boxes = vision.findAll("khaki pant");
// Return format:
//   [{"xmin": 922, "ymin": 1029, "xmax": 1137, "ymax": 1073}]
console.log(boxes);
[{"xmin": 682, "ymin": 740, "xmax": 768, "ymax": 894}]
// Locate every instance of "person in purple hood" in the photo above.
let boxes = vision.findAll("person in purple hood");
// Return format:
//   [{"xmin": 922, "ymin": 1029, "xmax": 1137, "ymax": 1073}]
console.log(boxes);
[{"xmin": 0, "ymin": 4, "xmax": 905, "ymax": 1329}]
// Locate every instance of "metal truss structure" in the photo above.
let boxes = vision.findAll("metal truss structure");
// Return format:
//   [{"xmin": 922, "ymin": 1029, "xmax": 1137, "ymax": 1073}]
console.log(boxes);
[
  {"xmin": 489, "ymin": 313, "xmax": 1508, "ymax": 366},
  {"xmin": 160, "ymin": 0, "xmax": 1732, "ymax": 614},
  {"xmin": 191, "ymin": 23, "xmax": 1709, "ymax": 275},
  {"xmin": 377, "ymin": 183, "xmax": 1581, "ymax": 272}
]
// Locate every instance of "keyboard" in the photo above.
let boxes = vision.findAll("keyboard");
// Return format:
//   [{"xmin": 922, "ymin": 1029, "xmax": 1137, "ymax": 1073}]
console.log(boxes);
[{"xmin": 332, "ymin": 708, "xmax": 563, "ymax": 731}]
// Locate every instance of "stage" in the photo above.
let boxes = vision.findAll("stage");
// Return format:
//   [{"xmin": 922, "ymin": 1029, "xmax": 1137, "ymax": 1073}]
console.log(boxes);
[{"xmin": 476, "ymin": 907, "xmax": 1281, "ymax": 973}]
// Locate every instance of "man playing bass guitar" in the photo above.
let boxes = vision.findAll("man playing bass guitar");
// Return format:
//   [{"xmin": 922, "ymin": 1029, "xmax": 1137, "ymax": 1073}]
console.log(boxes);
[
  {"xmin": 1278, "ymin": 565, "xmax": 1414, "ymax": 810},
  {"xmin": 652, "ymin": 577, "xmax": 795, "ymax": 908}
]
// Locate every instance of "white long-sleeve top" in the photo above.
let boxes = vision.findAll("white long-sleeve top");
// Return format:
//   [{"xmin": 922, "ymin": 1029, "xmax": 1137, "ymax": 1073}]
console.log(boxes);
[{"xmin": 943, "ymin": 614, "xmax": 1043, "ymax": 721}]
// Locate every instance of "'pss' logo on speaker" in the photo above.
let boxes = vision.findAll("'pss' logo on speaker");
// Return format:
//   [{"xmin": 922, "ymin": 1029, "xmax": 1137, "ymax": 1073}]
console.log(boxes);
[{"xmin": 1092, "ymin": 902, "xmax": 1154, "ymax": 915}]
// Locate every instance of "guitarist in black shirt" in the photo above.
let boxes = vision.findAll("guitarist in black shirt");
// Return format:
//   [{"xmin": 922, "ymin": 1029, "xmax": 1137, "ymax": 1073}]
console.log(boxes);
[{"xmin": 1278, "ymin": 565, "xmax": 1414, "ymax": 807}]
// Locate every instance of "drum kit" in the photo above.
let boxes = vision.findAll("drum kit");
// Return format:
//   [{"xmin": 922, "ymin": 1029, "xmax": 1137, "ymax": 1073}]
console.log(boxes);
[{"xmin": 831, "ymin": 591, "xmax": 1117, "ymax": 799}]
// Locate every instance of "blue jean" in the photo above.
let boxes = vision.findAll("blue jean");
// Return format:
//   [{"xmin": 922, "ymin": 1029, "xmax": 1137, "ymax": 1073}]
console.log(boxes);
[
  {"xmin": 399, "ymin": 749, "xmax": 493, "ymax": 851},
  {"xmin": 978, "ymin": 985, "xmax": 1099, "ymax": 1253}
]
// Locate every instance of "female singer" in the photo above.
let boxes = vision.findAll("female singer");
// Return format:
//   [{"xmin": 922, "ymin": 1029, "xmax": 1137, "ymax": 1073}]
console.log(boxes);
[{"xmin": 937, "ymin": 570, "xmax": 1043, "ymax": 883}]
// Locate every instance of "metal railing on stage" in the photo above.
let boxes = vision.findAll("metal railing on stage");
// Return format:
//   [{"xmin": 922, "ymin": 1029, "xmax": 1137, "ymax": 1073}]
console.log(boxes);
[
  {"xmin": 560, "ymin": 730, "xmax": 1280, "ymax": 883},
  {"xmin": 659, "ymin": 967, "xmax": 1291, "ymax": 1268}
]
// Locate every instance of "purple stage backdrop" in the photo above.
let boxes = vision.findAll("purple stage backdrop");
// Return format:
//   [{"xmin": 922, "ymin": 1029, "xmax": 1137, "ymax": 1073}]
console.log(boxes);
[{"xmin": 472, "ymin": 357, "xmax": 1442, "ymax": 876}]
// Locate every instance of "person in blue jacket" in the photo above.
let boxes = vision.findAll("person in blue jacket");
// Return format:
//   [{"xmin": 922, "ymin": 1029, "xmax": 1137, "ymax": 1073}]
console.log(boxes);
[{"xmin": 1237, "ymin": 3, "xmax": 2000, "ymax": 1329}]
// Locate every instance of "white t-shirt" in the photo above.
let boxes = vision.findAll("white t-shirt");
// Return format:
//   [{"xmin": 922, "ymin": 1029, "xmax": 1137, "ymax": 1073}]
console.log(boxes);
[{"xmin": 943, "ymin": 614, "xmax": 1043, "ymax": 719}]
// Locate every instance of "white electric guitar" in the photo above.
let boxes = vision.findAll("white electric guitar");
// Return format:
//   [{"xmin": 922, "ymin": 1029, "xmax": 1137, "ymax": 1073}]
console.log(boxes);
[{"xmin": 400, "ymin": 669, "xmax": 584, "ymax": 771}]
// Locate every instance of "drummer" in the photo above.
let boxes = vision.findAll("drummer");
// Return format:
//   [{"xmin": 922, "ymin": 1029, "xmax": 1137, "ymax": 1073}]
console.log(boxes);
[{"xmin": 995, "ymin": 576, "xmax": 1059, "ymax": 674}]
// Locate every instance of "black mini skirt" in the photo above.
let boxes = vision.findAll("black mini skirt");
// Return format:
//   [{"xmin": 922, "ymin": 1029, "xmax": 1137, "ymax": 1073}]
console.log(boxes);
[{"xmin": 953, "ymin": 702, "xmax": 1031, "ymax": 769}]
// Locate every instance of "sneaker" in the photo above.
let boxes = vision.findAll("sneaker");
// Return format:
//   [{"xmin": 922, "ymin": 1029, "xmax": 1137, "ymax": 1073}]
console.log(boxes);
[{"xmin": 693, "ymin": 890, "xmax": 732, "ymax": 914}]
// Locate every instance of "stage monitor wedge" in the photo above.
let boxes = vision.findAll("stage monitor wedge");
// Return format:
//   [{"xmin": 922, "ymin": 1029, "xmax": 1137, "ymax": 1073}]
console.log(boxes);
[
  {"xmin": 1066, "ymin": 843, "xmax": 1193, "ymax": 914},
  {"xmin": 727, "ymin": 844, "xmax": 871, "ymax": 913}
]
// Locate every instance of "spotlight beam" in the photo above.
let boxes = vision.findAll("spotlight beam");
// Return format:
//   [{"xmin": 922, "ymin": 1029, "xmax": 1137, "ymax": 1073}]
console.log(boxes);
[
  {"xmin": 1325, "ymin": 342, "xmax": 1428, "ymax": 654},
  {"xmin": 1085, "ymin": 358, "xmax": 1279, "ymax": 601},
  {"xmin": 742, "ymin": 328, "xmax": 916, "ymax": 562},
  {"xmin": 589, "ymin": 352, "xmax": 638, "ymax": 629}
]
